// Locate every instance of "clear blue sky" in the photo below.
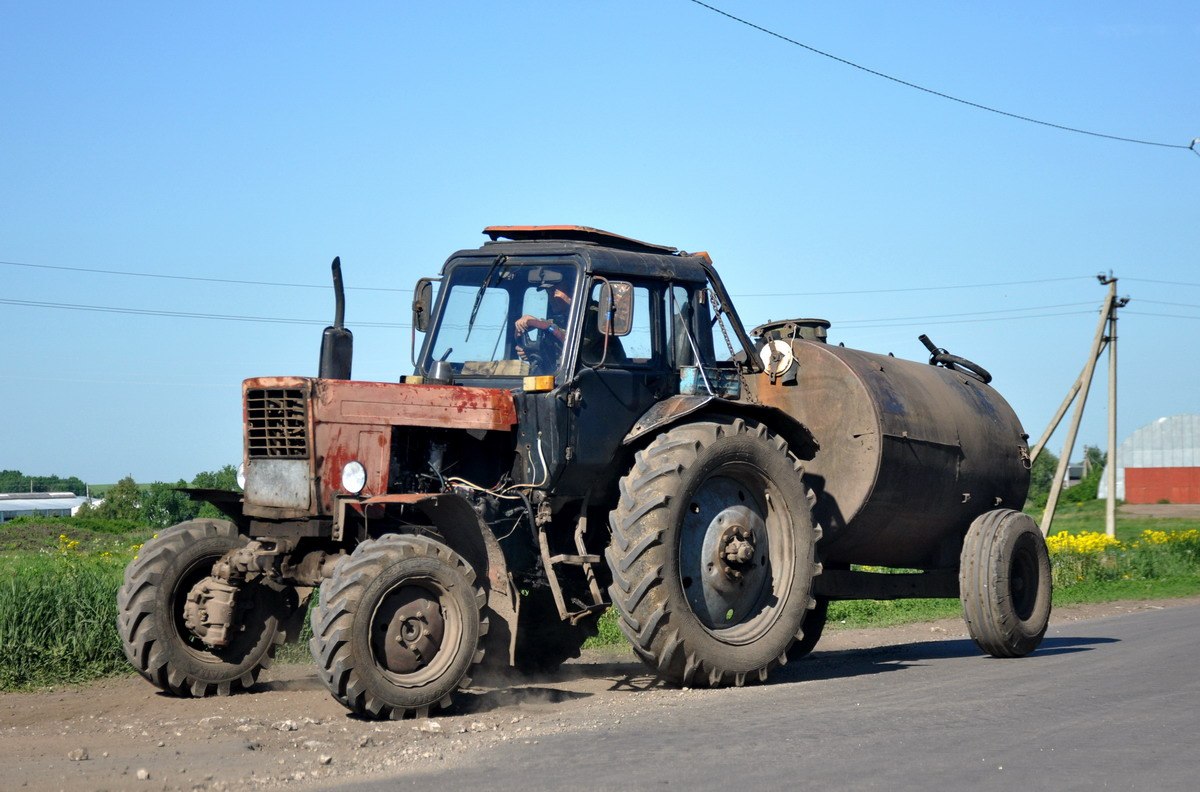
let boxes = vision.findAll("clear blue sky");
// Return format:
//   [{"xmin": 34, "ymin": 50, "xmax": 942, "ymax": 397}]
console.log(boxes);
[{"xmin": 2, "ymin": 1, "xmax": 1197, "ymax": 485}]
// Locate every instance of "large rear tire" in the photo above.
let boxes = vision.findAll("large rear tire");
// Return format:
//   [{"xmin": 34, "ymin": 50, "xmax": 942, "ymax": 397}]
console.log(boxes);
[
  {"xmin": 606, "ymin": 417, "xmax": 821, "ymax": 687},
  {"xmin": 117, "ymin": 519, "xmax": 287, "ymax": 697},
  {"xmin": 959, "ymin": 509, "xmax": 1052, "ymax": 657},
  {"xmin": 310, "ymin": 534, "xmax": 486, "ymax": 719}
]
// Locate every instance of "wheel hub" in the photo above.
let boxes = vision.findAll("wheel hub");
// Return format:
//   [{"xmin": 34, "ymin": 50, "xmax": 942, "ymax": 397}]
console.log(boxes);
[
  {"xmin": 718, "ymin": 523, "xmax": 757, "ymax": 578},
  {"xmin": 374, "ymin": 587, "xmax": 445, "ymax": 675},
  {"xmin": 683, "ymin": 494, "xmax": 773, "ymax": 630}
]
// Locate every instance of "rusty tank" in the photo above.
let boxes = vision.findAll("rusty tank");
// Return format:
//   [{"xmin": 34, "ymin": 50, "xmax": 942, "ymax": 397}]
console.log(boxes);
[{"xmin": 751, "ymin": 318, "xmax": 1031, "ymax": 569}]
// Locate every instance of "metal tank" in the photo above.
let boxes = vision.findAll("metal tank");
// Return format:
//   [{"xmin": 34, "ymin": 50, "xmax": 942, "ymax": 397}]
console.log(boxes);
[{"xmin": 753, "ymin": 321, "xmax": 1032, "ymax": 569}]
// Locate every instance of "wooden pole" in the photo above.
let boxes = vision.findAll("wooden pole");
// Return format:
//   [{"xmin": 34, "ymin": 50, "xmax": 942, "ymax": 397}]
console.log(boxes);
[
  {"xmin": 1040, "ymin": 283, "xmax": 1116, "ymax": 536},
  {"xmin": 1105, "ymin": 279, "xmax": 1121, "ymax": 538}
]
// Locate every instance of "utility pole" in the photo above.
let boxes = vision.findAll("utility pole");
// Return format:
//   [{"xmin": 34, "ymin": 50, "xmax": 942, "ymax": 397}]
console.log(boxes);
[
  {"xmin": 1104, "ymin": 276, "xmax": 1128, "ymax": 537},
  {"xmin": 1032, "ymin": 274, "xmax": 1128, "ymax": 537}
]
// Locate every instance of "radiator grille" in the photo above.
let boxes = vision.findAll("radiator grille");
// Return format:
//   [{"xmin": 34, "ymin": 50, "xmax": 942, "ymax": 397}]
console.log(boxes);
[{"xmin": 246, "ymin": 388, "xmax": 309, "ymax": 458}]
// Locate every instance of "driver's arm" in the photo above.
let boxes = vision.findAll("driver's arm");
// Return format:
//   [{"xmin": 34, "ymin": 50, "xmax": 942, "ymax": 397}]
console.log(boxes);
[{"xmin": 515, "ymin": 315, "xmax": 564, "ymax": 343}]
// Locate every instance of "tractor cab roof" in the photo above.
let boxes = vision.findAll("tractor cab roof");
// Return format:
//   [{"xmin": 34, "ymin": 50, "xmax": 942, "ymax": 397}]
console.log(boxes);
[
  {"xmin": 483, "ymin": 225, "xmax": 679, "ymax": 255},
  {"xmin": 446, "ymin": 225, "xmax": 711, "ymax": 284}
]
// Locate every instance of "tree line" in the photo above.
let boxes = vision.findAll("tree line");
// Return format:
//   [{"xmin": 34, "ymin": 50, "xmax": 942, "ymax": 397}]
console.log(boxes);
[
  {"xmin": 3, "ymin": 466, "xmax": 239, "ymax": 528},
  {"xmin": 0, "ymin": 470, "xmax": 88, "ymax": 495}
]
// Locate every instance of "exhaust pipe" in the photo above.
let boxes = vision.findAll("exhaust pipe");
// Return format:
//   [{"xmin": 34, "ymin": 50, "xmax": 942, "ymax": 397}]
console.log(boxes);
[{"xmin": 318, "ymin": 256, "xmax": 353, "ymax": 380}]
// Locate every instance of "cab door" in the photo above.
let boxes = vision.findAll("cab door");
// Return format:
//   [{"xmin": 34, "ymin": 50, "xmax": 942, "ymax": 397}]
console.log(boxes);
[{"xmin": 557, "ymin": 279, "xmax": 672, "ymax": 498}]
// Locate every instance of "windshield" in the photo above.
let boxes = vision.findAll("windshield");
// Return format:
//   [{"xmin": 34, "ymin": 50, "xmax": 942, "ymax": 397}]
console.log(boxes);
[{"xmin": 424, "ymin": 260, "xmax": 579, "ymax": 378}]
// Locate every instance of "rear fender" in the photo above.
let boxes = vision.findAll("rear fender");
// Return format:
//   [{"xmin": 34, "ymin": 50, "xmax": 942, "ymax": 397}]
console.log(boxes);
[{"xmin": 623, "ymin": 396, "xmax": 819, "ymax": 461}]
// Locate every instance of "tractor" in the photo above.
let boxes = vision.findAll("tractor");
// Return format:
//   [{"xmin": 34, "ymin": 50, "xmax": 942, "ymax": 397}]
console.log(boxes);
[{"xmin": 118, "ymin": 226, "xmax": 1048, "ymax": 719}]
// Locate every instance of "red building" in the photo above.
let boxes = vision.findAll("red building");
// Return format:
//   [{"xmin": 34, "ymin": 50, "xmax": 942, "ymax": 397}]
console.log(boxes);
[
  {"xmin": 1101, "ymin": 415, "xmax": 1200, "ymax": 504},
  {"xmin": 1124, "ymin": 467, "xmax": 1200, "ymax": 505}
]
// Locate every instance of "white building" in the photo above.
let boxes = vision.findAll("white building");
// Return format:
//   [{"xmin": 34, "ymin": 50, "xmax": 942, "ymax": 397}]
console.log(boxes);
[{"xmin": 0, "ymin": 492, "xmax": 96, "ymax": 523}]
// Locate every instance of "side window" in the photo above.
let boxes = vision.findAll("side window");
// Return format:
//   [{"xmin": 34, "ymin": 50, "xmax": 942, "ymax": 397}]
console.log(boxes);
[
  {"xmin": 670, "ymin": 285, "xmax": 695, "ymax": 367},
  {"xmin": 585, "ymin": 281, "xmax": 659, "ymax": 367},
  {"xmin": 700, "ymin": 288, "xmax": 732, "ymax": 362}
]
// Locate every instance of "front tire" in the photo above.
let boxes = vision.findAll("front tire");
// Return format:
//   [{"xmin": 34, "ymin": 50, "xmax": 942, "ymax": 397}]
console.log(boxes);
[
  {"xmin": 959, "ymin": 509, "xmax": 1052, "ymax": 657},
  {"xmin": 310, "ymin": 534, "xmax": 486, "ymax": 719},
  {"xmin": 117, "ymin": 519, "xmax": 286, "ymax": 697},
  {"xmin": 606, "ymin": 417, "xmax": 821, "ymax": 687}
]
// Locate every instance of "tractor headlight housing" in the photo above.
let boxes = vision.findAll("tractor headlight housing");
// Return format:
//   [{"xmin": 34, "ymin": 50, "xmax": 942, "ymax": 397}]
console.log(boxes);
[{"xmin": 341, "ymin": 460, "xmax": 367, "ymax": 494}]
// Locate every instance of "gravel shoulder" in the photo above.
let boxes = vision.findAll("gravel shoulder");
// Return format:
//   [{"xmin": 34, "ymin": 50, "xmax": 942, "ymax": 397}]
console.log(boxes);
[{"xmin": 3, "ymin": 596, "xmax": 1195, "ymax": 792}]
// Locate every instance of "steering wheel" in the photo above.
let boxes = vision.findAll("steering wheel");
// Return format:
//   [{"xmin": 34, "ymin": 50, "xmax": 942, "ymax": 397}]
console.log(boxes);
[{"xmin": 516, "ymin": 328, "xmax": 544, "ymax": 374}]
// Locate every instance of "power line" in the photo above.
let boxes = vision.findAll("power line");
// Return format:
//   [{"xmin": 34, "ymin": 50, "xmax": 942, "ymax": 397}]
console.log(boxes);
[
  {"xmin": 1125, "ymin": 310, "xmax": 1200, "ymax": 321},
  {"xmin": 686, "ymin": 0, "xmax": 1195, "ymax": 152},
  {"xmin": 838, "ymin": 309, "xmax": 1096, "ymax": 330},
  {"xmin": 0, "ymin": 259, "xmax": 413, "ymax": 293},
  {"xmin": 736, "ymin": 275, "xmax": 1092, "ymax": 297},
  {"xmin": 0, "ymin": 297, "xmax": 409, "ymax": 328},
  {"xmin": 0, "ymin": 295, "xmax": 1107, "ymax": 331},
  {"xmin": 833, "ymin": 301, "xmax": 1096, "ymax": 325},
  {"xmin": 1137, "ymin": 299, "xmax": 1200, "ymax": 310},
  {"xmin": 3, "ymin": 256, "xmax": 1095, "ymax": 299},
  {"xmin": 1126, "ymin": 277, "xmax": 1200, "ymax": 288}
]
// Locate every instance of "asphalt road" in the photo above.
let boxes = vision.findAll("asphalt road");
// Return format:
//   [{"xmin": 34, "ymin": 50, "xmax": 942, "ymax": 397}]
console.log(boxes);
[{"xmin": 337, "ymin": 604, "xmax": 1200, "ymax": 791}]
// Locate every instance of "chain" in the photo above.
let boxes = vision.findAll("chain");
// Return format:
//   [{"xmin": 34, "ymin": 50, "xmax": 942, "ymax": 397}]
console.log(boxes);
[{"xmin": 710, "ymin": 290, "xmax": 760, "ymax": 406}]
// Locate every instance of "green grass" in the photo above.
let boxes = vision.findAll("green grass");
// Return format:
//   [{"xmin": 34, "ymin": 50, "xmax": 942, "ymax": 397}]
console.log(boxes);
[
  {"xmin": 0, "ymin": 552, "xmax": 131, "ymax": 689},
  {"xmin": 1034, "ymin": 499, "xmax": 1200, "ymax": 541}
]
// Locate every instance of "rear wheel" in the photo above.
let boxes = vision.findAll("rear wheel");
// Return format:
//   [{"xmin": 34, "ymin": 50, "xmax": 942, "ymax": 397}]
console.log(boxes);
[
  {"xmin": 959, "ymin": 509, "xmax": 1052, "ymax": 657},
  {"xmin": 606, "ymin": 417, "xmax": 821, "ymax": 687},
  {"xmin": 310, "ymin": 534, "xmax": 486, "ymax": 719},
  {"xmin": 117, "ymin": 519, "xmax": 287, "ymax": 697}
]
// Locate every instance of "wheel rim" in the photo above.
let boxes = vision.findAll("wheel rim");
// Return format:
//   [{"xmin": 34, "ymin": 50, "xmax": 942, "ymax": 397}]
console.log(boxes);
[
  {"xmin": 171, "ymin": 553, "xmax": 236, "ymax": 664},
  {"xmin": 370, "ymin": 576, "xmax": 463, "ymax": 687},
  {"xmin": 677, "ymin": 466, "xmax": 794, "ymax": 643},
  {"xmin": 1009, "ymin": 538, "xmax": 1040, "ymax": 621}
]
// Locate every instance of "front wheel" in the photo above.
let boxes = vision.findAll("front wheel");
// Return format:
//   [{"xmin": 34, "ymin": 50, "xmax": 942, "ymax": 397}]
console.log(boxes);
[
  {"xmin": 606, "ymin": 417, "xmax": 821, "ymax": 687},
  {"xmin": 310, "ymin": 534, "xmax": 486, "ymax": 719},
  {"xmin": 959, "ymin": 509, "xmax": 1052, "ymax": 657},
  {"xmin": 116, "ymin": 520, "xmax": 287, "ymax": 697}
]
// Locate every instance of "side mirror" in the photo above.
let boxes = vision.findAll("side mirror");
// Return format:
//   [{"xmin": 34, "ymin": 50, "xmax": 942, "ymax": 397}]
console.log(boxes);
[
  {"xmin": 597, "ymin": 280, "xmax": 633, "ymax": 337},
  {"xmin": 412, "ymin": 278, "xmax": 434, "ymax": 333}
]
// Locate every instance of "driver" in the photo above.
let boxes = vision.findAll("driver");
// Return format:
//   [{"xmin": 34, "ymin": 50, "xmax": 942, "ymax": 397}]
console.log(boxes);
[{"xmin": 515, "ymin": 270, "xmax": 573, "ymax": 371}]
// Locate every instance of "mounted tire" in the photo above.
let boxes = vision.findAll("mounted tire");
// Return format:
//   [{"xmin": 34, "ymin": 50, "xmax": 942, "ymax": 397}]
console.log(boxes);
[
  {"xmin": 310, "ymin": 534, "xmax": 486, "ymax": 720},
  {"xmin": 606, "ymin": 417, "xmax": 821, "ymax": 687},
  {"xmin": 959, "ymin": 509, "xmax": 1052, "ymax": 658},
  {"xmin": 117, "ymin": 519, "xmax": 287, "ymax": 697}
]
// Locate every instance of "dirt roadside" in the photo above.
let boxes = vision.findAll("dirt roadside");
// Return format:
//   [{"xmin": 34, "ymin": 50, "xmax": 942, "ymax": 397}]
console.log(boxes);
[{"xmin": 4, "ymin": 596, "xmax": 1195, "ymax": 792}]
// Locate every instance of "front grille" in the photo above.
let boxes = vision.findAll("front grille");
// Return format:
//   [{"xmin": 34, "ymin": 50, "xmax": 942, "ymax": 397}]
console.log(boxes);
[{"xmin": 246, "ymin": 388, "xmax": 309, "ymax": 458}]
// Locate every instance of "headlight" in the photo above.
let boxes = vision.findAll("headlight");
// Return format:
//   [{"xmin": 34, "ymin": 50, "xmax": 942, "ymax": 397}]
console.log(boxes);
[
  {"xmin": 341, "ymin": 460, "xmax": 367, "ymax": 494},
  {"xmin": 236, "ymin": 462, "xmax": 246, "ymax": 491}
]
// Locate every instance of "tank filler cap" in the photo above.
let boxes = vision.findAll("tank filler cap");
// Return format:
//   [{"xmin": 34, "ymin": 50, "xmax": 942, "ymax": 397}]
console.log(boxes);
[{"xmin": 750, "ymin": 318, "xmax": 831, "ymax": 344}]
